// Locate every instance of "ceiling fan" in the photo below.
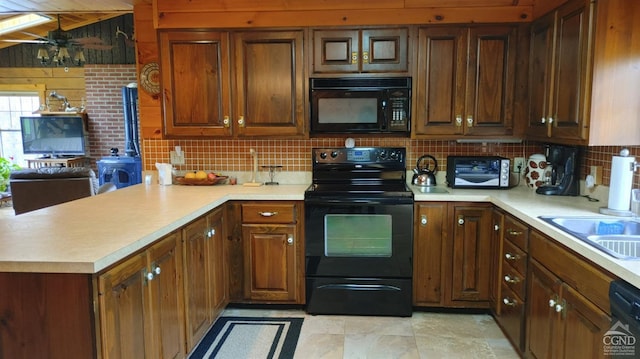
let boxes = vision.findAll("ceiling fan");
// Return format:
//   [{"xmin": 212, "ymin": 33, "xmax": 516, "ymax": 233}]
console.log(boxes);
[{"xmin": 2, "ymin": 14, "xmax": 112, "ymax": 65}]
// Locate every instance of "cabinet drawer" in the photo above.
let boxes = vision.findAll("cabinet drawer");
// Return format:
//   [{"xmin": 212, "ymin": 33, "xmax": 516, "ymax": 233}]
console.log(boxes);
[
  {"xmin": 496, "ymin": 283, "xmax": 525, "ymax": 353},
  {"xmin": 502, "ymin": 260, "xmax": 526, "ymax": 299},
  {"xmin": 504, "ymin": 215, "xmax": 529, "ymax": 251},
  {"xmin": 242, "ymin": 203, "xmax": 296, "ymax": 224},
  {"xmin": 502, "ymin": 238, "xmax": 527, "ymax": 276}
]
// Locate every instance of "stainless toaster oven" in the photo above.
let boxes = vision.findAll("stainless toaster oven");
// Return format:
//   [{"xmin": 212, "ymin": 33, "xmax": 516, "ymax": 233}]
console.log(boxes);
[{"xmin": 446, "ymin": 156, "xmax": 511, "ymax": 189}]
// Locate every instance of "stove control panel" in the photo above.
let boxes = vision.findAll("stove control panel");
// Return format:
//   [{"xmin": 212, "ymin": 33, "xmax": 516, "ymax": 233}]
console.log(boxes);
[{"xmin": 313, "ymin": 147, "xmax": 405, "ymax": 165}]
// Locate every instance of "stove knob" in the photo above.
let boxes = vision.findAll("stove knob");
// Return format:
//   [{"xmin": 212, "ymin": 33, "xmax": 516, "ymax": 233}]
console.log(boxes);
[
  {"xmin": 379, "ymin": 150, "xmax": 387, "ymax": 160},
  {"xmin": 331, "ymin": 151, "xmax": 338, "ymax": 158},
  {"xmin": 319, "ymin": 152, "xmax": 327, "ymax": 159},
  {"xmin": 390, "ymin": 151, "xmax": 398, "ymax": 160}
]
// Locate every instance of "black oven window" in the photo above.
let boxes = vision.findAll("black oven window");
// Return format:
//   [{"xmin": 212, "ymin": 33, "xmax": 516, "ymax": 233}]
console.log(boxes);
[
  {"xmin": 324, "ymin": 214, "xmax": 392, "ymax": 257},
  {"xmin": 318, "ymin": 98, "xmax": 377, "ymax": 124}
]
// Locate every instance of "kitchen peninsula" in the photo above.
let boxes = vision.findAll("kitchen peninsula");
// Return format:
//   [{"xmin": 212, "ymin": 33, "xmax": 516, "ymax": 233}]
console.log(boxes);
[{"xmin": 1, "ymin": 182, "xmax": 638, "ymax": 358}]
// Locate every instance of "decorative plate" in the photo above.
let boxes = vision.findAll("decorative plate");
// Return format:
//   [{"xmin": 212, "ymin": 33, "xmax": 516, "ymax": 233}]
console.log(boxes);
[{"xmin": 139, "ymin": 62, "xmax": 160, "ymax": 95}]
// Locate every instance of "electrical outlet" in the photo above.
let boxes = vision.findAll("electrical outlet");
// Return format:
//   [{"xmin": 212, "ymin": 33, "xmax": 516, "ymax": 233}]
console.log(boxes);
[
  {"xmin": 513, "ymin": 157, "xmax": 526, "ymax": 173},
  {"xmin": 170, "ymin": 151, "xmax": 185, "ymax": 165}
]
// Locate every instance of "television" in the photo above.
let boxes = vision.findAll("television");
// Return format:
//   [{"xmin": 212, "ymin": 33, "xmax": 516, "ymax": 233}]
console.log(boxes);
[{"xmin": 20, "ymin": 116, "xmax": 88, "ymax": 157}]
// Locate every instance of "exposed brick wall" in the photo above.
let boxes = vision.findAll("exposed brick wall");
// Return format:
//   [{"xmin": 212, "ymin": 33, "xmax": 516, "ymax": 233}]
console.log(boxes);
[{"xmin": 84, "ymin": 65, "xmax": 138, "ymax": 163}]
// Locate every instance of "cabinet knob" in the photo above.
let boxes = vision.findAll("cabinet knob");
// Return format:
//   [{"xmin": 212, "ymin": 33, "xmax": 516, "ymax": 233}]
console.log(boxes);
[
  {"xmin": 541, "ymin": 117, "xmax": 546, "ymax": 124},
  {"xmin": 466, "ymin": 116, "xmax": 473, "ymax": 127},
  {"xmin": 258, "ymin": 211, "xmax": 278, "ymax": 217},
  {"xmin": 549, "ymin": 298, "xmax": 557, "ymax": 307},
  {"xmin": 504, "ymin": 275, "xmax": 520, "ymax": 284},
  {"xmin": 287, "ymin": 236, "xmax": 294, "ymax": 245},
  {"xmin": 503, "ymin": 297, "xmax": 518, "ymax": 306},
  {"xmin": 420, "ymin": 215, "xmax": 428, "ymax": 226},
  {"xmin": 351, "ymin": 52, "xmax": 359, "ymax": 64},
  {"xmin": 457, "ymin": 215, "xmax": 464, "ymax": 225},
  {"xmin": 494, "ymin": 224, "xmax": 500, "ymax": 231},
  {"xmin": 362, "ymin": 51, "xmax": 369, "ymax": 64},
  {"xmin": 154, "ymin": 266, "xmax": 161, "ymax": 275},
  {"xmin": 223, "ymin": 116, "xmax": 230, "ymax": 128},
  {"xmin": 548, "ymin": 117, "xmax": 554, "ymax": 125},
  {"xmin": 555, "ymin": 303, "xmax": 564, "ymax": 313},
  {"xmin": 455, "ymin": 115, "xmax": 462, "ymax": 127},
  {"xmin": 238, "ymin": 116, "xmax": 245, "ymax": 127},
  {"xmin": 146, "ymin": 271, "xmax": 154, "ymax": 281},
  {"xmin": 505, "ymin": 253, "xmax": 520, "ymax": 261}
]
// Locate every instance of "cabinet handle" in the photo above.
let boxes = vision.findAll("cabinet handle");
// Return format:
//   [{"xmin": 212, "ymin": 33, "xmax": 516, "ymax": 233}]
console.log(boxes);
[
  {"xmin": 287, "ymin": 236, "xmax": 294, "ymax": 245},
  {"xmin": 504, "ymin": 275, "xmax": 520, "ymax": 284},
  {"xmin": 503, "ymin": 297, "xmax": 518, "ymax": 307},
  {"xmin": 420, "ymin": 215, "xmax": 428, "ymax": 226},
  {"xmin": 455, "ymin": 115, "xmax": 462, "ymax": 127},
  {"xmin": 507, "ymin": 229, "xmax": 523, "ymax": 236},
  {"xmin": 541, "ymin": 117, "xmax": 546, "ymax": 124},
  {"xmin": 494, "ymin": 224, "xmax": 500, "ymax": 231},
  {"xmin": 466, "ymin": 116, "xmax": 473, "ymax": 127},
  {"xmin": 223, "ymin": 116, "xmax": 230, "ymax": 128},
  {"xmin": 351, "ymin": 51, "xmax": 358, "ymax": 64},
  {"xmin": 504, "ymin": 253, "xmax": 520, "ymax": 261},
  {"xmin": 457, "ymin": 215, "xmax": 464, "ymax": 225},
  {"xmin": 258, "ymin": 211, "xmax": 278, "ymax": 217},
  {"xmin": 362, "ymin": 51, "xmax": 369, "ymax": 64},
  {"xmin": 238, "ymin": 116, "xmax": 245, "ymax": 127}
]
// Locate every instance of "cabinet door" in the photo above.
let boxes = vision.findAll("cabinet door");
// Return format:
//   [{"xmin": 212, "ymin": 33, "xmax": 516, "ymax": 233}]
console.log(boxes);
[
  {"xmin": 242, "ymin": 224, "xmax": 298, "ymax": 302},
  {"xmin": 99, "ymin": 252, "xmax": 151, "ymax": 359},
  {"xmin": 414, "ymin": 27, "xmax": 467, "ymax": 136},
  {"xmin": 361, "ymin": 28, "xmax": 409, "ymax": 73},
  {"xmin": 182, "ymin": 215, "xmax": 212, "ymax": 349},
  {"xmin": 528, "ymin": 11, "xmax": 555, "ymax": 139},
  {"xmin": 450, "ymin": 204, "xmax": 492, "ymax": 303},
  {"xmin": 312, "ymin": 29, "xmax": 360, "ymax": 73},
  {"xmin": 549, "ymin": 0, "xmax": 591, "ymax": 141},
  {"xmin": 526, "ymin": 259, "xmax": 562, "ymax": 359},
  {"xmin": 147, "ymin": 232, "xmax": 185, "ymax": 359},
  {"xmin": 556, "ymin": 283, "xmax": 610, "ymax": 359},
  {"xmin": 413, "ymin": 203, "xmax": 446, "ymax": 306},
  {"xmin": 464, "ymin": 26, "xmax": 516, "ymax": 136},
  {"xmin": 233, "ymin": 30, "xmax": 305, "ymax": 137},
  {"xmin": 159, "ymin": 31, "xmax": 232, "ymax": 137}
]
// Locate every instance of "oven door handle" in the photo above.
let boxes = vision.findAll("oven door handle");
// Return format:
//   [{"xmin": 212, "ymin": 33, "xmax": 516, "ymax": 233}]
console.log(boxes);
[
  {"xmin": 305, "ymin": 198, "xmax": 386, "ymax": 205},
  {"xmin": 317, "ymin": 283, "xmax": 402, "ymax": 291}
]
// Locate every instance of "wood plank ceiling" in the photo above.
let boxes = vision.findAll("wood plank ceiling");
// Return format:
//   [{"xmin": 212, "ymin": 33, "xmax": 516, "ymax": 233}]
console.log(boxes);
[{"xmin": 0, "ymin": 0, "xmax": 144, "ymax": 50}]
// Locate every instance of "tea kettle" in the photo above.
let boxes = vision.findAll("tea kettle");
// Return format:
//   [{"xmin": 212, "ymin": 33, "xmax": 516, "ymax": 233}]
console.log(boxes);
[{"xmin": 412, "ymin": 155, "xmax": 438, "ymax": 186}]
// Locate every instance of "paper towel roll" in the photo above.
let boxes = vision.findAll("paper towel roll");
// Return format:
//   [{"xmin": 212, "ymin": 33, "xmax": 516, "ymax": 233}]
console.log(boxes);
[{"xmin": 607, "ymin": 155, "xmax": 636, "ymax": 211}]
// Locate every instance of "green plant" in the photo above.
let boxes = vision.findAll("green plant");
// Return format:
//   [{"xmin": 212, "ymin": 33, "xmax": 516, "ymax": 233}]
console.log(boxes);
[{"xmin": 0, "ymin": 157, "xmax": 20, "ymax": 192}]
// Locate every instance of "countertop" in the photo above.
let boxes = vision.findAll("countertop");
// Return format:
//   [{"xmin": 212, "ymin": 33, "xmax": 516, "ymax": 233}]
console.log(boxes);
[{"xmin": 1, "ymin": 182, "xmax": 638, "ymax": 289}]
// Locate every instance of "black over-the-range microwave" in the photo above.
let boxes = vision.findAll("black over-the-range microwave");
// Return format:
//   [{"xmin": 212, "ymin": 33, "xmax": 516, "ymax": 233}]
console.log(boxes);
[{"xmin": 309, "ymin": 77, "xmax": 411, "ymax": 136}]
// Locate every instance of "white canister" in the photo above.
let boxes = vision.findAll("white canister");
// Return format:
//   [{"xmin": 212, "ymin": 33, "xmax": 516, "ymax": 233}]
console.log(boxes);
[{"xmin": 524, "ymin": 154, "xmax": 548, "ymax": 189}]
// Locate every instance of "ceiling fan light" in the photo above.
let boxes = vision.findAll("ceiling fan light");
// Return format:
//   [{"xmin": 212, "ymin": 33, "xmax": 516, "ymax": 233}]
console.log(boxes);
[
  {"xmin": 36, "ymin": 48, "xmax": 49, "ymax": 61},
  {"xmin": 74, "ymin": 50, "xmax": 86, "ymax": 65},
  {"xmin": 58, "ymin": 47, "xmax": 70, "ymax": 60}
]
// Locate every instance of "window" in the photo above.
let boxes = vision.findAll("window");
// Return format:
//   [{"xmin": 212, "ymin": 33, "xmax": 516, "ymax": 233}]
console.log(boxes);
[{"xmin": 0, "ymin": 85, "xmax": 45, "ymax": 167}]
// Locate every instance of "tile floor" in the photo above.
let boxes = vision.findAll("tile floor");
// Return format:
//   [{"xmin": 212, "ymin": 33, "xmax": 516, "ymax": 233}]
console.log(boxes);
[{"xmin": 222, "ymin": 307, "xmax": 520, "ymax": 359}]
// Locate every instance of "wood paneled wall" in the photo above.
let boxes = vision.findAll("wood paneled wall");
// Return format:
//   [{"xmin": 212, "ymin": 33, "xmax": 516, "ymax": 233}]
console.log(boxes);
[{"xmin": 0, "ymin": 67, "xmax": 86, "ymax": 109}]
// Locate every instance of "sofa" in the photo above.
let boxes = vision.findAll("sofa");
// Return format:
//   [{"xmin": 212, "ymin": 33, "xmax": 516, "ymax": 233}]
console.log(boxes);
[{"xmin": 9, "ymin": 167, "xmax": 104, "ymax": 215}]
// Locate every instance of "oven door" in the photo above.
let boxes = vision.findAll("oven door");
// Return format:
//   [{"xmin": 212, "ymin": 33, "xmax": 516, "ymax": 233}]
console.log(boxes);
[{"xmin": 304, "ymin": 196, "xmax": 413, "ymax": 278}]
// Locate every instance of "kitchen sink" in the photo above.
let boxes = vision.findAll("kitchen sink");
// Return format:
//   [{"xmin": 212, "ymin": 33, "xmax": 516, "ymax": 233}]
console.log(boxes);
[{"xmin": 539, "ymin": 216, "xmax": 640, "ymax": 260}]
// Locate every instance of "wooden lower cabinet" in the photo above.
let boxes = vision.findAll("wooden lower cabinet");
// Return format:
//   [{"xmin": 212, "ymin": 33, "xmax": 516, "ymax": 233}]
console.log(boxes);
[
  {"xmin": 98, "ymin": 232, "xmax": 185, "ymax": 359},
  {"xmin": 413, "ymin": 202, "xmax": 492, "ymax": 308},
  {"xmin": 526, "ymin": 230, "xmax": 614, "ymax": 359},
  {"xmin": 240, "ymin": 201, "xmax": 304, "ymax": 303},
  {"xmin": 183, "ymin": 207, "xmax": 227, "ymax": 350}
]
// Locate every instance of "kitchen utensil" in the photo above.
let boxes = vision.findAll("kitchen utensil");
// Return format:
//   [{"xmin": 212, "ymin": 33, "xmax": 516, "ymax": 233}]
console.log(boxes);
[{"xmin": 412, "ymin": 154, "xmax": 438, "ymax": 187}]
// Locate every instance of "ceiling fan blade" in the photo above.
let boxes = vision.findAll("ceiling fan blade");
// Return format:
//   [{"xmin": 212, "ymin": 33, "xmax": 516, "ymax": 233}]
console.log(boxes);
[
  {"xmin": 1, "ymin": 39, "xmax": 49, "ymax": 44},
  {"xmin": 19, "ymin": 31, "xmax": 49, "ymax": 41},
  {"xmin": 81, "ymin": 44, "xmax": 114, "ymax": 50},
  {"xmin": 72, "ymin": 36, "xmax": 105, "ymax": 44}
]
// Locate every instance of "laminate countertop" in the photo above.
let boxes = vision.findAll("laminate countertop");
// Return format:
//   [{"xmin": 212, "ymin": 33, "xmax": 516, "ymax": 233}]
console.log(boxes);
[{"xmin": 0, "ymin": 182, "xmax": 638, "ymax": 289}]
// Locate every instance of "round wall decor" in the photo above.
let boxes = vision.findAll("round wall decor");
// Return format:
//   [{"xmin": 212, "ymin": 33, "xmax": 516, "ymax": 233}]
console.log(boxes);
[{"xmin": 139, "ymin": 62, "xmax": 160, "ymax": 95}]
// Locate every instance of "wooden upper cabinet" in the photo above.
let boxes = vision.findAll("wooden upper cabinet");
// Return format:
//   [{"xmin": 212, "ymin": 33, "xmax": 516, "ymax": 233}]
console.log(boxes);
[
  {"xmin": 414, "ymin": 26, "xmax": 516, "ymax": 138},
  {"xmin": 233, "ymin": 30, "xmax": 306, "ymax": 137},
  {"xmin": 528, "ymin": 0, "xmax": 640, "ymax": 145},
  {"xmin": 159, "ymin": 31, "xmax": 232, "ymax": 138},
  {"xmin": 312, "ymin": 27, "xmax": 409, "ymax": 74}
]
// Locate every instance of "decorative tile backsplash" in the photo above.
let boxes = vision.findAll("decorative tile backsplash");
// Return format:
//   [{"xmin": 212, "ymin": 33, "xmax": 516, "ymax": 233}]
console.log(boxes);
[{"xmin": 143, "ymin": 138, "xmax": 639, "ymax": 188}]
